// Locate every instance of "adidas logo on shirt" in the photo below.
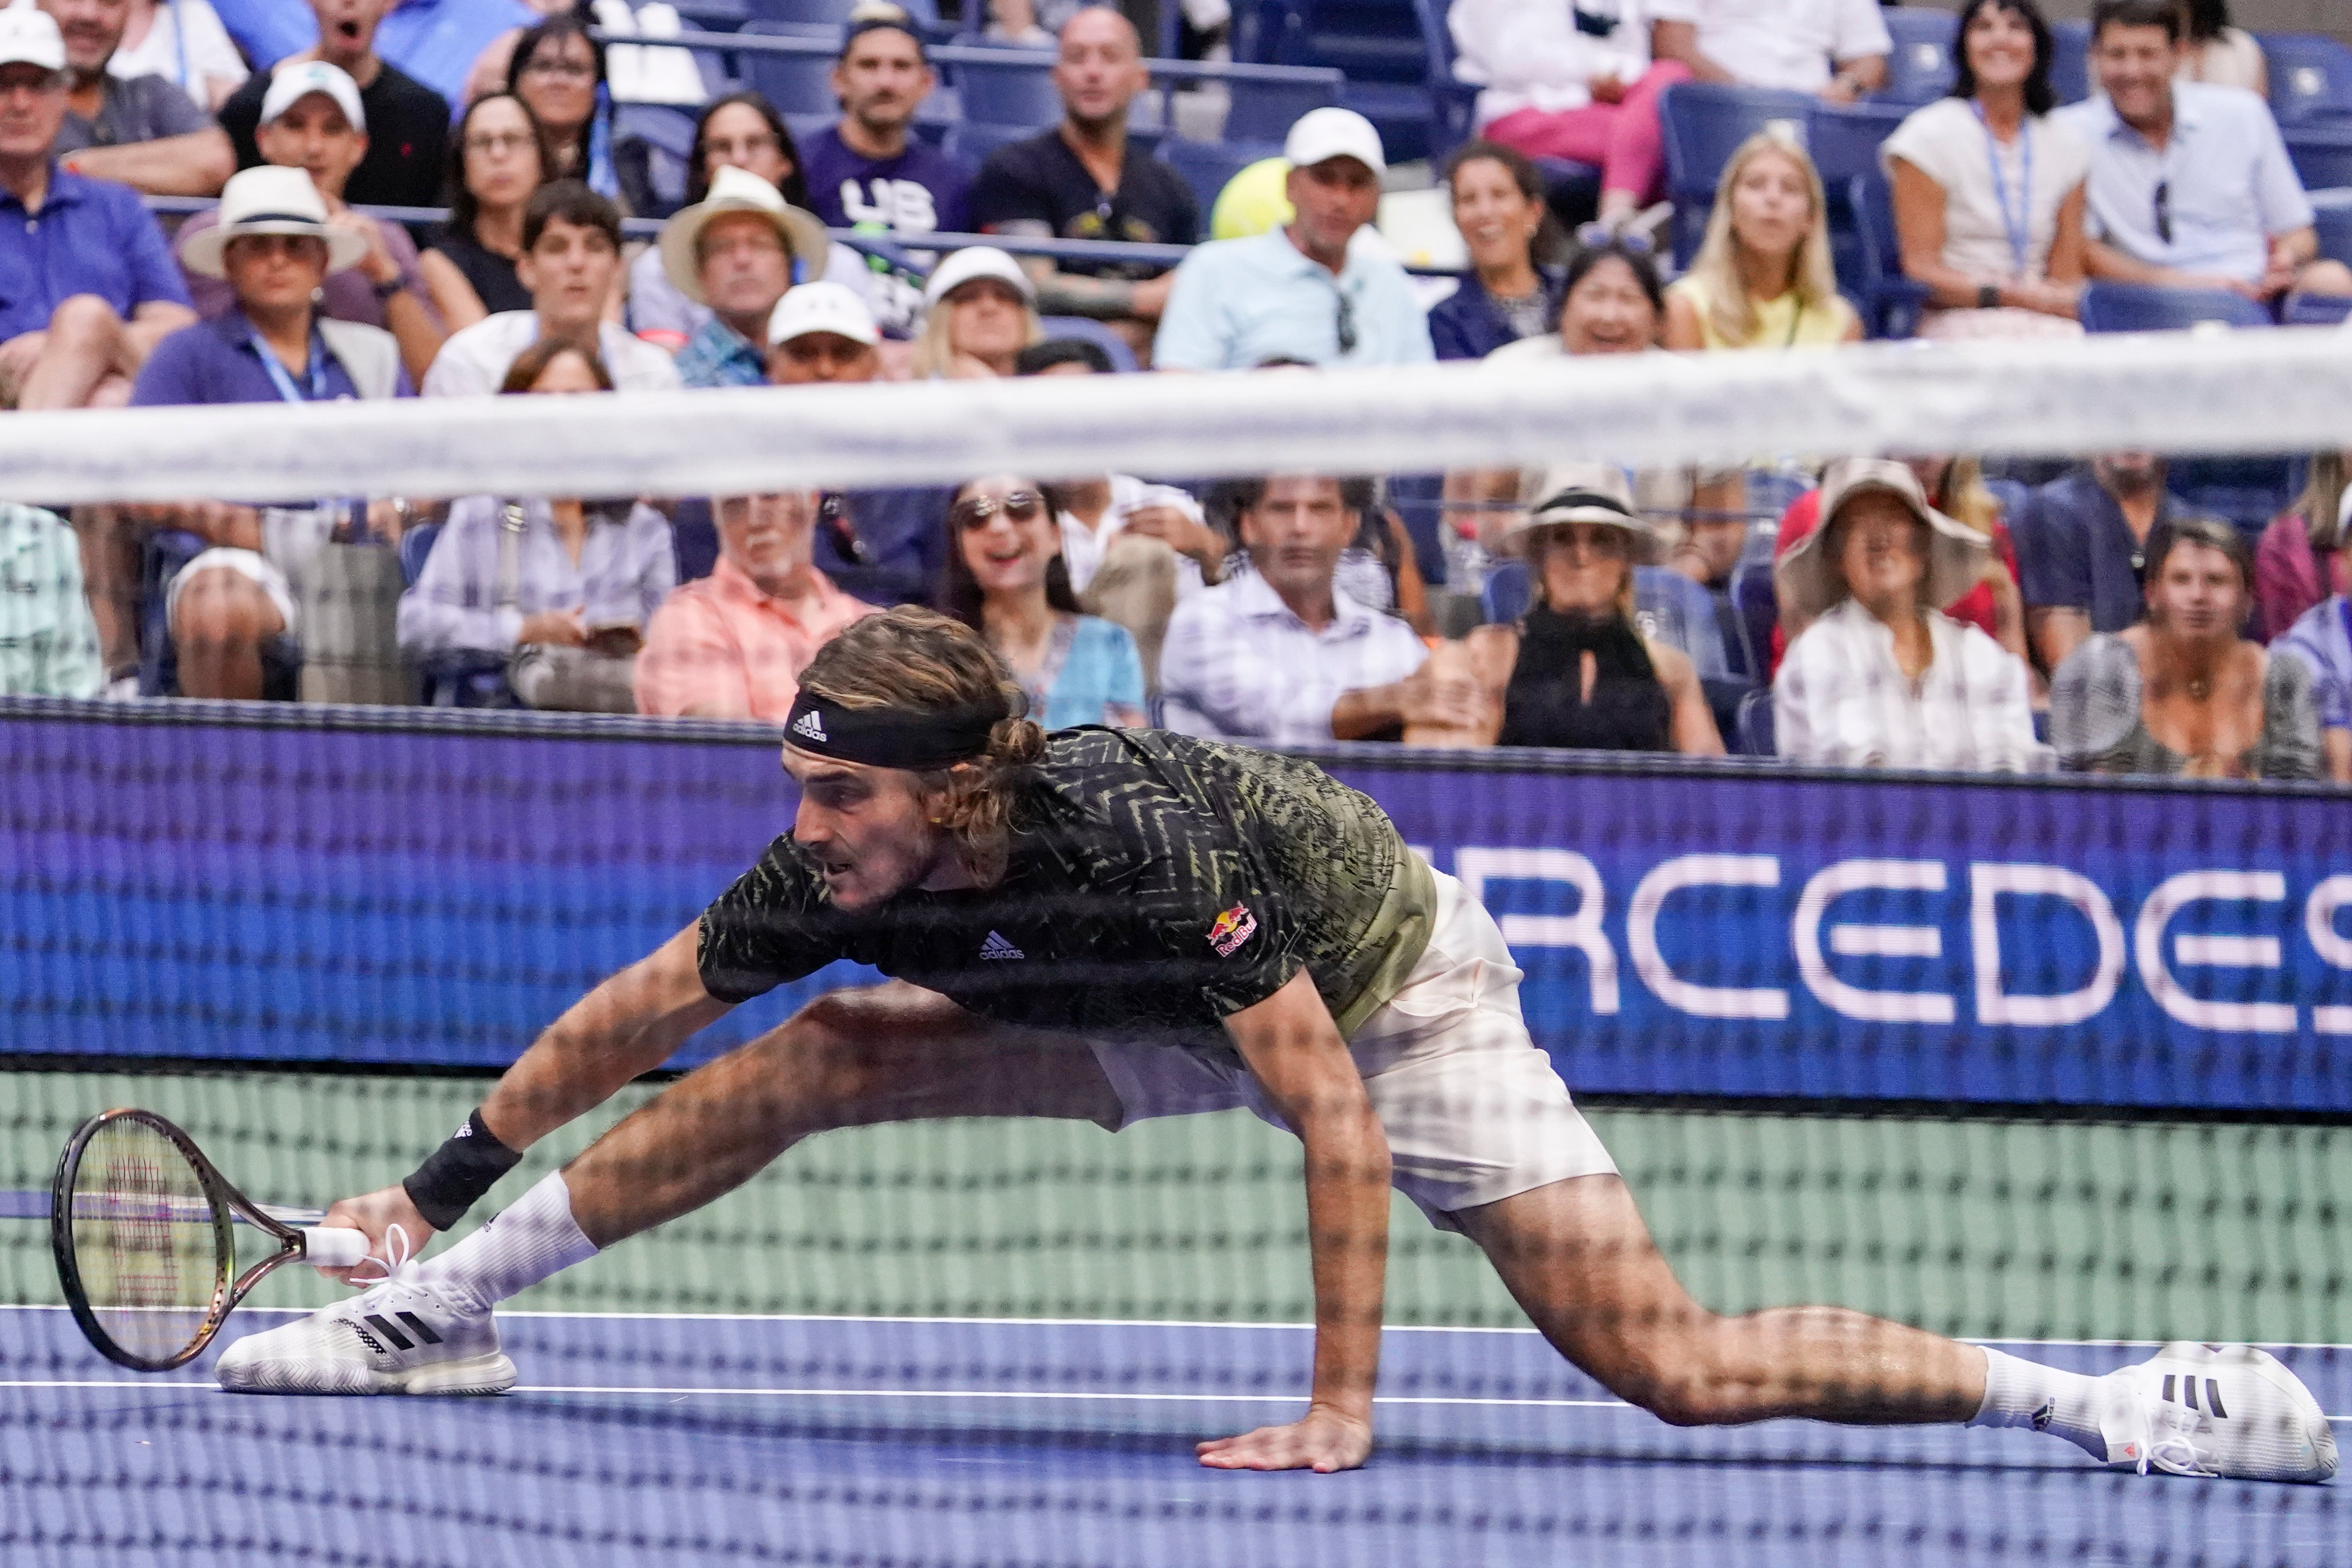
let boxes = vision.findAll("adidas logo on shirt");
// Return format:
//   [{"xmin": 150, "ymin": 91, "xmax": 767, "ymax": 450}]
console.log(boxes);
[
  {"xmin": 790, "ymin": 709, "xmax": 827, "ymax": 743},
  {"xmin": 979, "ymin": 930, "xmax": 1025, "ymax": 960}
]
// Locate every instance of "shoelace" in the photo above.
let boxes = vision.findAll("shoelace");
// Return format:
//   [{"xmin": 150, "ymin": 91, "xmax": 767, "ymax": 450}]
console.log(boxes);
[
  {"xmin": 349, "ymin": 1223, "xmax": 421, "ymax": 1296},
  {"xmin": 2134, "ymin": 1386, "xmax": 2215, "ymax": 1478}
]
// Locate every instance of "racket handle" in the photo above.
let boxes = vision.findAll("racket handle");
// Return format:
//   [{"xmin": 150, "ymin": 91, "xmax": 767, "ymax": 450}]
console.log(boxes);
[{"xmin": 302, "ymin": 1226, "xmax": 370, "ymax": 1269}]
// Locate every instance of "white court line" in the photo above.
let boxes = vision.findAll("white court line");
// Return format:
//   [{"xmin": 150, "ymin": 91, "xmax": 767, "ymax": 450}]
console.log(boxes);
[{"xmin": 5, "ymin": 1305, "xmax": 2350, "ymax": 1350}]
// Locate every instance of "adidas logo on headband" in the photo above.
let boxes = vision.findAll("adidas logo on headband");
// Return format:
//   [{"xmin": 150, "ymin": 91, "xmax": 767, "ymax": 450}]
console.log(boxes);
[{"xmin": 791, "ymin": 709, "xmax": 828, "ymax": 744}]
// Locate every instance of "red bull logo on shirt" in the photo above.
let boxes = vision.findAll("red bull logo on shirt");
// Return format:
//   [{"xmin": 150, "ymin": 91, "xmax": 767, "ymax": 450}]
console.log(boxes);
[{"xmin": 1208, "ymin": 905, "xmax": 1257, "ymax": 957}]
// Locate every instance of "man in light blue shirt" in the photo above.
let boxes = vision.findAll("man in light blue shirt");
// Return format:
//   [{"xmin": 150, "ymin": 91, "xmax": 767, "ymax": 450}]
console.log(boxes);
[
  {"xmin": 2057, "ymin": 0, "xmax": 2351, "ymax": 302},
  {"xmin": 1152, "ymin": 108, "xmax": 1434, "ymax": 371}
]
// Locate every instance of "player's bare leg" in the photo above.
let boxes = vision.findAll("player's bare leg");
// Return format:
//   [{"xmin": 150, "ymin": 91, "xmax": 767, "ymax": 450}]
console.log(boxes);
[
  {"xmin": 1456, "ymin": 1172, "xmax": 1986, "ymax": 1426},
  {"xmin": 558, "ymin": 980, "xmax": 1120, "ymax": 1247}
]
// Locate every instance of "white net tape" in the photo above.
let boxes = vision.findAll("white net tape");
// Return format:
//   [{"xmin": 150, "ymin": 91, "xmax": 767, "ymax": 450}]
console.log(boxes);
[{"xmin": 8, "ymin": 328, "xmax": 2349, "ymax": 506}]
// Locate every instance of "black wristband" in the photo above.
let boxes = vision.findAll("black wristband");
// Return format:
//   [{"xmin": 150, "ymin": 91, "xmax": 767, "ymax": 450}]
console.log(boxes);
[{"xmin": 402, "ymin": 1109, "xmax": 524, "ymax": 1230}]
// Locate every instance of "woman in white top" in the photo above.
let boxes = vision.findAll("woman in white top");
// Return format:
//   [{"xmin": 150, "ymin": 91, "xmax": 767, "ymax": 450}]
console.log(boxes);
[
  {"xmin": 109, "ymin": 0, "xmax": 246, "ymax": 112},
  {"xmin": 1883, "ymin": 0, "xmax": 2090, "ymax": 340},
  {"xmin": 1774, "ymin": 458, "xmax": 2042, "ymax": 771},
  {"xmin": 2177, "ymin": 0, "xmax": 2267, "ymax": 98}
]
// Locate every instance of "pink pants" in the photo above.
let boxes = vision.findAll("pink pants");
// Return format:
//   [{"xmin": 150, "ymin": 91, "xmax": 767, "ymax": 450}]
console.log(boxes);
[{"xmin": 1481, "ymin": 61, "xmax": 1692, "ymax": 202}]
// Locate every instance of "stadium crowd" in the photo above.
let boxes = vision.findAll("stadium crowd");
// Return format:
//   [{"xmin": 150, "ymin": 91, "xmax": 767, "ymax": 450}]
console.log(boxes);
[{"xmin": 0, "ymin": 0, "xmax": 2345, "ymax": 784}]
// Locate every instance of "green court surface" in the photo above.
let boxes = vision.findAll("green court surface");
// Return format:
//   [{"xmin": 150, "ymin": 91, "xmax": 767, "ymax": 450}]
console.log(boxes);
[{"xmin": 6, "ymin": 1069, "xmax": 2347, "ymax": 1344}]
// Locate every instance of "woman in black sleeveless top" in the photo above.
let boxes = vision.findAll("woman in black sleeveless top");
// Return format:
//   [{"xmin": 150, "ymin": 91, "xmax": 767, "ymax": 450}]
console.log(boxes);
[
  {"xmin": 420, "ymin": 92, "xmax": 553, "ymax": 331},
  {"xmin": 1459, "ymin": 465, "xmax": 1724, "ymax": 754}
]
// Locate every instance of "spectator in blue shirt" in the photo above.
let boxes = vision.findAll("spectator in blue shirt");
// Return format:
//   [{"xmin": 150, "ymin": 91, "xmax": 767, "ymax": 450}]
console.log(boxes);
[
  {"xmin": 2013, "ymin": 451, "xmax": 2194, "ymax": 673},
  {"xmin": 658, "ymin": 164, "xmax": 831, "ymax": 389},
  {"xmin": 128, "ymin": 164, "xmax": 403, "ymax": 700},
  {"xmin": 0, "ymin": 4, "xmax": 193, "ymax": 414},
  {"xmin": 1428, "ymin": 140, "xmax": 1566, "ymax": 361},
  {"xmin": 1154, "ymin": 109, "xmax": 1435, "ymax": 370},
  {"xmin": 2059, "ymin": 0, "xmax": 2352, "ymax": 303},
  {"xmin": 939, "ymin": 473, "xmax": 1147, "ymax": 732}
]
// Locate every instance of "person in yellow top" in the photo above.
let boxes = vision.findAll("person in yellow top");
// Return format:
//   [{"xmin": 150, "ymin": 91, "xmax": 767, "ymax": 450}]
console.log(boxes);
[{"xmin": 1664, "ymin": 129, "xmax": 1862, "ymax": 351}]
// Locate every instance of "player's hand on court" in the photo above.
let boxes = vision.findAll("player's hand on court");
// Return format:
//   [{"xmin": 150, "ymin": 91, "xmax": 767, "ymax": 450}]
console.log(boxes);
[
  {"xmin": 314, "ymin": 1185, "xmax": 437, "ymax": 1286},
  {"xmin": 1196, "ymin": 1405, "xmax": 1373, "ymax": 1473}
]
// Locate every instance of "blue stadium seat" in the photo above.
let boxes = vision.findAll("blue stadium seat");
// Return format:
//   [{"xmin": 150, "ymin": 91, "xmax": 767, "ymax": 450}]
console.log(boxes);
[
  {"xmin": 737, "ymin": 21, "xmax": 840, "ymax": 114},
  {"xmin": 1878, "ymin": 7, "xmax": 1959, "ymax": 106},
  {"xmin": 2262, "ymin": 32, "xmax": 2352, "ymax": 128},
  {"xmin": 398, "ymin": 522, "xmax": 439, "ymax": 587},
  {"xmin": 1037, "ymin": 315, "xmax": 1139, "ymax": 372},
  {"xmin": 1660, "ymin": 82, "xmax": 1815, "ymax": 267},
  {"xmin": 2284, "ymin": 291, "xmax": 2352, "ymax": 327},
  {"xmin": 1480, "ymin": 557, "xmax": 1531, "ymax": 624},
  {"xmin": 1844, "ymin": 174, "xmax": 1930, "ymax": 338},
  {"xmin": 1239, "ymin": 0, "xmax": 1436, "ymax": 165},
  {"xmin": 1732, "ymin": 686, "xmax": 1776, "ymax": 757},
  {"xmin": 2049, "ymin": 19, "xmax": 2091, "ymax": 106},
  {"xmin": 2078, "ymin": 281, "xmax": 2272, "ymax": 332},
  {"xmin": 1729, "ymin": 555, "xmax": 1778, "ymax": 688},
  {"xmin": 1160, "ymin": 137, "xmax": 1262, "ymax": 215},
  {"xmin": 953, "ymin": 51, "xmax": 1059, "ymax": 128},
  {"xmin": 2286, "ymin": 123, "xmax": 2352, "ymax": 195}
]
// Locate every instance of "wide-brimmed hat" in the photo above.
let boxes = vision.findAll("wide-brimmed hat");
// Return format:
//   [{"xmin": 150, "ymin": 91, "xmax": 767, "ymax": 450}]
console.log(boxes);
[
  {"xmin": 1775, "ymin": 457, "xmax": 1990, "ymax": 620},
  {"xmin": 658, "ymin": 165, "xmax": 832, "ymax": 306},
  {"xmin": 1497, "ymin": 463, "xmax": 1659, "ymax": 562},
  {"xmin": 180, "ymin": 165, "xmax": 368, "ymax": 279},
  {"xmin": 922, "ymin": 244, "xmax": 1035, "ymax": 308}
]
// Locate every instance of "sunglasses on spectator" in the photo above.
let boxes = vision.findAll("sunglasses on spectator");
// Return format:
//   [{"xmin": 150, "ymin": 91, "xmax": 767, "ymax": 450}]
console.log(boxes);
[
  {"xmin": 951, "ymin": 491, "xmax": 1046, "ymax": 530},
  {"xmin": 1574, "ymin": 221, "xmax": 1656, "ymax": 255}
]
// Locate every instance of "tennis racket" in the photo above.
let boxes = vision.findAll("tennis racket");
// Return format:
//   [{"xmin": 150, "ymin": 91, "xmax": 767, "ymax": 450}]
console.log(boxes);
[{"xmin": 50, "ymin": 1107, "xmax": 371, "ymax": 1373}]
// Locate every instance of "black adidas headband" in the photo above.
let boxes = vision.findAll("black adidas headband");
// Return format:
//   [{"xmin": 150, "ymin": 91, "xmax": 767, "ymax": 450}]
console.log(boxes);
[{"xmin": 783, "ymin": 692, "xmax": 1000, "ymax": 770}]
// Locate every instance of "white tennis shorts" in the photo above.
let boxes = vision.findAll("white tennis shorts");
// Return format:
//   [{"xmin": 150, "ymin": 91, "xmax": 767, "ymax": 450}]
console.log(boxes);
[{"xmin": 1089, "ymin": 867, "xmax": 1617, "ymax": 1232}]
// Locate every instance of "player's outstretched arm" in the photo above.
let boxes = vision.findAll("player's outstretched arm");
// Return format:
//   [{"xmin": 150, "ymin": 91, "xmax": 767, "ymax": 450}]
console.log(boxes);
[
  {"xmin": 1199, "ymin": 969, "xmax": 1391, "ymax": 1474},
  {"xmin": 316, "ymin": 923, "xmax": 732, "ymax": 1280}
]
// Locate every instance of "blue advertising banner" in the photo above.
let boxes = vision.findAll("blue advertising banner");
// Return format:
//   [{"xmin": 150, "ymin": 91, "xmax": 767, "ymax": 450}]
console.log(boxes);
[{"xmin": 4, "ymin": 702, "xmax": 2348, "ymax": 1112}]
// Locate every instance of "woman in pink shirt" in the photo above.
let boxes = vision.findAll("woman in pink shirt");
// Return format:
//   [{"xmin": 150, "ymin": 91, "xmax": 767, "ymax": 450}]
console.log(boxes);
[{"xmin": 634, "ymin": 490, "xmax": 880, "ymax": 720}]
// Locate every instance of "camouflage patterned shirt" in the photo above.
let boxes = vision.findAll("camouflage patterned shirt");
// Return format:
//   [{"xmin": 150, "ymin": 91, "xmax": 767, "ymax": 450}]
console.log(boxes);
[{"xmin": 697, "ymin": 728, "xmax": 1436, "ymax": 1042}]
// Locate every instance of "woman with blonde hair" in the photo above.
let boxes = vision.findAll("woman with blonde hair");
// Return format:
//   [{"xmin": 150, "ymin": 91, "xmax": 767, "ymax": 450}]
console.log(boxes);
[
  {"xmin": 1664, "ymin": 129, "xmax": 1861, "ymax": 351},
  {"xmin": 914, "ymin": 246, "xmax": 1045, "ymax": 379}
]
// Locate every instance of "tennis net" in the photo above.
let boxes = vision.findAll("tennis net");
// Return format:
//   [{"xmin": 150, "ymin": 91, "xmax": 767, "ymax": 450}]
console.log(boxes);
[{"xmin": 4, "ymin": 335, "xmax": 2351, "ymax": 1567}]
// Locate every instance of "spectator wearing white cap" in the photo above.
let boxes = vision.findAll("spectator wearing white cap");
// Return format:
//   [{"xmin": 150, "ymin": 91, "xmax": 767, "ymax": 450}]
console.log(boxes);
[
  {"xmin": 44, "ymin": 0, "xmax": 233, "ymax": 195},
  {"xmin": 128, "ymin": 164, "xmax": 404, "ymax": 701},
  {"xmin": 0, "ymin": 2, "xmax": 193, "ymax": 416},
  {"xmin": 219, "ymin": 0, "xmax": 450, "ymax": 210},
  {"xmin": 913, "ymin": 245, "xmax": 1043, "ymax": 380},
  {"xmin": 1153, "ymin": 108, "xmax": 1433, "ymax": 371},
  {"xmin": 175, "ymin": 61, "xmax": 444, "ymax": 388},
  {"xmin": 662, "ymin": 164, "xmax": 831, "ymax": 390},
  {"xmin": 765, "ymin": 279, "xmax": 881, "ymax": 385},
  {"xmin": 1775, "ymin": 458, "xmax": 2043, "ymax": 771}
]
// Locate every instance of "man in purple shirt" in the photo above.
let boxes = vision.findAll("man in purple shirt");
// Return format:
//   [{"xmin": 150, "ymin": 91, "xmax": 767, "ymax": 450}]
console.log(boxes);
[
  {"xmin": 798, "ymin": 8, "xmax": 970, "ymax": 334},
  {"xmin": 0, "ymin": 4, "xmax": 193, "ymax": 412}
]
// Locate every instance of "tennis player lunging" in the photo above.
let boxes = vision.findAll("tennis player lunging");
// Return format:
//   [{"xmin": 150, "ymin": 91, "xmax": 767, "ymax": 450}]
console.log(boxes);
[{"xmin": 223, "ymin": 608, "xmax": 2335, "ymax": 1482}]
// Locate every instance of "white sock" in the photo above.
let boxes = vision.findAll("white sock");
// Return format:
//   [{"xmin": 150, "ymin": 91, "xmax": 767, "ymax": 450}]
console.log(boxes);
[
  {"xmin": 1967, "ymin": 1345, "xmax": 2110, "ymax": 1459},
  {"xmin": 414, "ymin": 1170, "xmax": 598, "ymax": 1312}
]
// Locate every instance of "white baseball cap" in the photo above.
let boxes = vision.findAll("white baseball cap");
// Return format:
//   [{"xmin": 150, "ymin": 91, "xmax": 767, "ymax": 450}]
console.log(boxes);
[
  {"xmin": 0, "ymin": 6, "xmax": 66, "ymax": 74},
  {"xmin": 1282, "ymin": 107, "xmax": 1385, "ymax": 177},
  {"xmin": 767, "ymin": 280, "xmax": 880, "ymax": 348},
  {"xmin": 259, "ymin": 60, "xmax": 366, "ymax": 132},
  {"xmin": 659, "ymin": 164, "xmax": 833, "ymax": 305},
  {"xmin": 180, "ymin": 165, "xmax": 370, "ymax": 279},
  {"xmin": 921, "ymin": 244, "xmax": 1035, "ymax": 309}
]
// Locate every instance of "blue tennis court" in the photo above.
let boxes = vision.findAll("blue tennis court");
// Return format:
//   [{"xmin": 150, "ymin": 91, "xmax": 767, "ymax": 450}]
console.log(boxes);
[{"xmin": 5, "ymin": 1304, "xmax": 2344, "ymax": 1566}]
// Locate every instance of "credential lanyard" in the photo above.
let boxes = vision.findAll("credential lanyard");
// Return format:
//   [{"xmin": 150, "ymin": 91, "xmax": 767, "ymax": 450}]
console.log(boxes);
[{"xmin": 1972, "ymin": 103, "xmax": 2034, "ymax": 279}]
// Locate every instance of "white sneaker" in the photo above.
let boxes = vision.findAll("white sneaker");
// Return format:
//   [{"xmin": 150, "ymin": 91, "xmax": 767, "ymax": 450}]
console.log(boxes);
[
  {"xmin": 2098, "ymin": 1343, "xmax": 2337, "ymax": 1483},
  {"xmin": 216, "ymin": 1227, "xmax": 514, "ymax": 1396}
]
